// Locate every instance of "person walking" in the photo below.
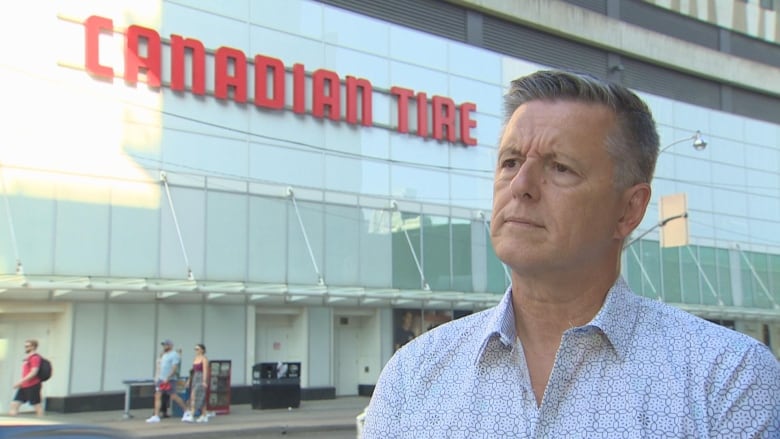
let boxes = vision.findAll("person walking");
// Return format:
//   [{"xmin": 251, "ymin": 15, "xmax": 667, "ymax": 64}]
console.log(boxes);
[
  {"xmin": 183, "ymin": 343, "xmax": 210, "ymax": 423},
  {"xmin": 146, "ymin": 339, "xmax": 188, "ymax": 423},
  {"xmin": 150, "ymin": 350, "xmax": 170, "ymax": 419},
  {"xmin": 9, "ymin": 339, "xmax": 44, "ymax": 416}
]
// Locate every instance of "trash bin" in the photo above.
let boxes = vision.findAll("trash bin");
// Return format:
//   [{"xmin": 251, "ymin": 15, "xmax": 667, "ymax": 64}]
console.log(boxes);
[{"xmin": 251, "ymin": 362, "xmax": 301, "ymax": 409}]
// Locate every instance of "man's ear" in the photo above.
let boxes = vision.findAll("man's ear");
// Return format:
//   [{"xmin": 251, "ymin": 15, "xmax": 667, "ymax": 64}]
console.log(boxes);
[{"xmin": 615, "ymin": 183, "xmax": 651, "ymax": 240}]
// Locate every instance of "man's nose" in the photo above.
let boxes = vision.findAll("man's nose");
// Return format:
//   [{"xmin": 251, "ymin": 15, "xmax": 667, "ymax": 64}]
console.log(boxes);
[{"xmin": 509, "ymin": 160, "xmax": 541, "ymax": 200}]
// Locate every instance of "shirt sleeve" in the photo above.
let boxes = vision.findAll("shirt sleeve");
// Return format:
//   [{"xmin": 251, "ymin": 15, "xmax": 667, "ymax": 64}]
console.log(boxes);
[
  {"xmin": 29, "ymin": 354, "xmax": 41, "ymax": 369},
  {"xmin": 709, "ymin": 344, "xmax": 780, "ymax": 438},
  {"xmin": 362, "ymin": 352, "xmax": 407, "ymax": 438}
]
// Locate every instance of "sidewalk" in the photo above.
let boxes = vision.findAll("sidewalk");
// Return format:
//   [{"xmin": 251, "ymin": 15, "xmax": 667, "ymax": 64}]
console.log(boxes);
[{"xmin": 40, "ymin": 396, "xmax": 370, "ymax": 438}]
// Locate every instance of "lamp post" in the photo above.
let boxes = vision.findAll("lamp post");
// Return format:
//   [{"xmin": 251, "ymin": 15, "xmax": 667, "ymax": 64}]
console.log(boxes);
[
  {"xmin": 659, "ymin": 130, "xmax": 707, "ymax": 154},
  {"xmin": 624, "ymin": 129, "xmax": 708, "ymax": 249},
  {"xmin": 624, "ymin": 212, "xmax": 687, "ymax": 249}
]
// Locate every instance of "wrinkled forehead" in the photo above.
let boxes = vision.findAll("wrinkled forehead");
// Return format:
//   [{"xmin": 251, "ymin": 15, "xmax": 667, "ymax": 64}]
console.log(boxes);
[{"xmin": 499, "ymin": 100, "xmax": 617, "ymax": 149}]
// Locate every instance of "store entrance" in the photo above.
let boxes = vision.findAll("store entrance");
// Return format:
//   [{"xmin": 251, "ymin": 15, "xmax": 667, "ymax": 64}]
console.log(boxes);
[
  {"xmin": 0, "ymin": 318, "xmax": 51, "ymax": 414},
  {"xmin": 333, "ymin": 316, "xmax": 360, "ymax": 396}
]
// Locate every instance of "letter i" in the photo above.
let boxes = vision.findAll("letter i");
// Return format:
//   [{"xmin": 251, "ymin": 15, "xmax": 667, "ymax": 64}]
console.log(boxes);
[
  {"xmin": 293, "ymin": 63, "xmax": 305, "ymax": 114},
  {"xmin": 416, "ymin": 92, "xmax": 428, "ymax": 138}
]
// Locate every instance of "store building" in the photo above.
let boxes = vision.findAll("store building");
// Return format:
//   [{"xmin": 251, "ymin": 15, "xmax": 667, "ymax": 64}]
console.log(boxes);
[{"xmin": 0, "ymin": 0, "xmax": 778, "ymax": 412}]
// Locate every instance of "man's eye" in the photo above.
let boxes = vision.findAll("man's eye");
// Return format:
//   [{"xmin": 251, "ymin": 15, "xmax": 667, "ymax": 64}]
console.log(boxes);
[
  {"xmin": 552, "ymin": 162, "xmax": 570, "ymax": 173},
  {"xmin": 501, "ymin": 159, "xmax": 518, "ymax": 168}
]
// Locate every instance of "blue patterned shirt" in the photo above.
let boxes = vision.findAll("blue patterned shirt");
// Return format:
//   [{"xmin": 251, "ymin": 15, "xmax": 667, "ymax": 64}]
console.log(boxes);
[{"xmin": 363, "ymin": 277, "xmax": 780, "ymax": 438}]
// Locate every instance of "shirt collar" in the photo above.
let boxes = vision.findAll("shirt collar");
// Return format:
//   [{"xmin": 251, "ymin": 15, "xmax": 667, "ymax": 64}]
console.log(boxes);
[
  {"xmin": 475, "ymin": 285, "xmax": 516, "ymax": 365},
  {"xmin": 475, "ymin": 276, "xmax": 639, "ymax": 364},
  {"xmin": 585, "ymin": 276, "xmax": 640, "ymax": 362}
]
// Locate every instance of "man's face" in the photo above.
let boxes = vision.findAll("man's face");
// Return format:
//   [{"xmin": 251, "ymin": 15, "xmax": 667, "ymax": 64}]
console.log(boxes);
[
  {"xmin": 490, "ymin": 100, "xmax": 633, "ymax": 277},
  {"xmin": 401, "ymin": 312, "xmax": 413, "ymax": 329},
  {"xmin": 163, "ymin": 343, "xmax": 172, "ymax": 352},
  {"xmin": 24, "ymin": 342, "xmax": 33, "ymax": 354}
]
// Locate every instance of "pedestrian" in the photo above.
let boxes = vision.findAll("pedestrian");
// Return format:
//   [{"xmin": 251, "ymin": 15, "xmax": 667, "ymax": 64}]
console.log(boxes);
[
  {"xmin": 154, "ymin": 351, "xmax": 171, "ymax": 418},
  {"xmin": 362, "ymin": 69, "xmax": 780, "ymax": 437},
  {"xmin": 9, "ymin": 339, "xmax": 44, "ymax": 416},
  {"xmin": 146, "ymin": 339, "xmax": 188, "ymax": 423},
  {"xmin": 393, "ymin": 310, "xmax": 416, "ymax": 352},
  {"xmin": 183, "ymin": 343, "xmax": 209, "ymax": 423}
]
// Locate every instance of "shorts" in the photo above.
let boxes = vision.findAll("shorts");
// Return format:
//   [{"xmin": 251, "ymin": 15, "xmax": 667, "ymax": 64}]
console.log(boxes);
[
  {"xmin": 156, "ymin": 379, "xmax": 177, "ymax": 395},
  {"xmin": 14, "ymin": 383, "xmax": 42, "ymax": 405}
]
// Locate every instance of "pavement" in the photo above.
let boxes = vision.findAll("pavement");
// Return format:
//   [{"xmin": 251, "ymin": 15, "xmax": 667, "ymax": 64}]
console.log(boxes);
[{"xmin": 38, "ymin": 396, "xmax": 370, "ymax": 438}]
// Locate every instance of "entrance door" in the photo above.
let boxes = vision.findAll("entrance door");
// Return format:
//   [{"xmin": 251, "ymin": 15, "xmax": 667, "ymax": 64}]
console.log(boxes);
[
  {"xmin": 255, "ymin": 314, "xmax": 293, "ymax": 363},
  {"xmin": 0, "ymin": 317, "xmax": 54, "ymax": 414},
  {"xmin": 0, "ymin": 323, "xmax": 15, "ymax": 414},
  {"xmin": 334, "ymin": 316, "xmax": 359, "ymax": 396}
]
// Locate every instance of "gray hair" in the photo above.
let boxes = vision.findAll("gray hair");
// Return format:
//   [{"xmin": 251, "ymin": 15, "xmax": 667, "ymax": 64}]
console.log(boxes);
[{"xmin": 503, "ymin": 70, "xmax": 659, "ymax": 189}]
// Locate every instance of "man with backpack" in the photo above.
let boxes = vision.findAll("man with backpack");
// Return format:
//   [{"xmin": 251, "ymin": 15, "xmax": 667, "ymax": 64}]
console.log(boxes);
[{"xmin": 9, "ymin": 339, "xmax": 45, "ymax": 416}]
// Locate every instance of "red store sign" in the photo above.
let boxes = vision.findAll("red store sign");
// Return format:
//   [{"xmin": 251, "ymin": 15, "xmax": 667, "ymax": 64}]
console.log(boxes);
[{"xmin": 84, "ymin": 15, "xmax": 478, "ymax": 146}]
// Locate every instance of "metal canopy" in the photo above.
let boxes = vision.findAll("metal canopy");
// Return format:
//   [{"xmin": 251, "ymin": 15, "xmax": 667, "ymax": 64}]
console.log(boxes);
[
  {"xmin": 0, "ymin": 274, "xmax": 501, "ymax": 310},
  {"xmin": 1, "ymin": 274, "xmax": 778, "ymax": 321}
]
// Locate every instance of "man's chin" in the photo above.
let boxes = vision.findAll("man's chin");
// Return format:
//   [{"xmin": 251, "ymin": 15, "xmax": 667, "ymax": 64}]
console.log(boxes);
[{"xmin": 495, "ymin": 247, "xmax": 546, "ymax": 265}]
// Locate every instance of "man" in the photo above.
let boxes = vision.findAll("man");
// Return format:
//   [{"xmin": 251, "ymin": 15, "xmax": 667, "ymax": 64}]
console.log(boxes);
[
  {"xmin": 9, "ymin": 339, "xmax": 44, "ymax": 416},
  {"xmin": 363, "ymin": 70, "xmax": 780, "ymax": 437},
  {"xmin": 393, "ymin": 310, "xmax": 417, "ymax": 352},
  {"xmin": 156, "ymin": 351, "xmax": 171, "ymax": 418},
  {"xmin": 146, "ymin": 339, "xmax": 188, "ymax": 423}
]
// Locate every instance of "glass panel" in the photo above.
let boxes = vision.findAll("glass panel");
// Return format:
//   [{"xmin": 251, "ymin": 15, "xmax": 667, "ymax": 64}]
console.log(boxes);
[
  {"xmin": 206, "ymin": 191, "xmax": 248, "ymax": 281},
  {"xmin": 717, "ymin": 248, "xmax": 734, "ymax": 307},
  {"xmin": 485, "ymin": 223, "xmax": 508, "ymax": 294},
  {"xmin": 392, "ymin": 210, "xmax": 423, "ymax": 290},
  {"xmin": 159, "ymin": 187, "xmax": 205, "ymax": 280},
  {"xmin": 640, "ymin": 240, "xmax": 661, "ymax": 300},
  {"xmin": 360, "ymin": 207, "xmax": 392, "ymax": 288},
  {"xmin": 770, "ymin": 254, "xmax": 780, "ymax": 306},
  {"xmin": 110, "ymin": 204, "xmax": 159, "ymax": 278},
  {"xmin": 661, "ymin": 246, "xmax": 682, "ymax": 303},
  {"xmin": 739, "ymin": 251, "xmax": 755, "ymax": 308},
  {"xmin": 423, "ymin": 215, "xmax": 450, "ymax": 291},
  {"xmin": 743, "ymin": 251, "xmax": 771, "ymax": 309},
  {"xmin": 625, "ymin": 245, "xmax": 650, "ymax": 299},
  {"xmin": 248, "ymin": 196, "xmax": 287, "ymax": 283},
  {"xmin": 680, "ymin": 246, "xmax": 701, "ymax": 305},
  {"xmin": 287, "ymin": 200, "xmax": 324, "ymax": 285},
  {"xmin": 698, "ymin": 246, "xmax": 722, "ymax": 306},
  {"xmin": 324, "ymin": 204, "xmax": 360, "ymax": 286},
  {"xmin": 55, "ymin": 199, "xmax": 110, "ymax": 275},
  {"xmin": 451, "ymin": 218, "xmax": 472, "ymax": 292}
]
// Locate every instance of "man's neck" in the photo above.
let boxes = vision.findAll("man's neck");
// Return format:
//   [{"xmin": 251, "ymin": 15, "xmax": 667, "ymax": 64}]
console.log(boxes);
[
  {"xmin": 510, "ymin": 272, "xmax": 617, "ymax": 347},
  {"xmin": 510, "ymin": 272, "xmax": 617, "ymax": 406}
]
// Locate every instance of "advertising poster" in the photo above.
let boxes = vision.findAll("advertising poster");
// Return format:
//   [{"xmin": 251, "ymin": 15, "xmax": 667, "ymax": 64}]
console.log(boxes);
[{"xmin": 393, "ymin": 309, "xmax": 460, "ymax": 351}]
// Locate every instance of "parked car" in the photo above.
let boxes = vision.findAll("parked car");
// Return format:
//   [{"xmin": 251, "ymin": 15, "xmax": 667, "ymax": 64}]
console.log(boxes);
[{"xmin": 0, "ymin": 417, "xmax": 133, "ymax": 439}]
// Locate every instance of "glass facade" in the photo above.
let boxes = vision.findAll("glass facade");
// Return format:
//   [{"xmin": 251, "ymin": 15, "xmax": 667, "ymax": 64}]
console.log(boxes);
[
  {"xmin": 7, "ymin": 172, "xmax": 767, "ymax": 317},
  {"xmin": 624, "ymin": 240, "xmax": 779, "ymax": 312}
]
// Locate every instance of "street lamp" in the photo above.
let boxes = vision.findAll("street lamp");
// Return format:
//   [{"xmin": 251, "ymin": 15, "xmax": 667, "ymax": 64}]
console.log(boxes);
[
  {"xmin": 624, "ymin": 212, "xmax": 687, "ymax": 249},
  {"xmin": 625, "ymin": 130, "xmax": 708, "ymax": 249},
  {"xmin": 659, "ymin": 130, "xmax": 707, "ymax": 154}
]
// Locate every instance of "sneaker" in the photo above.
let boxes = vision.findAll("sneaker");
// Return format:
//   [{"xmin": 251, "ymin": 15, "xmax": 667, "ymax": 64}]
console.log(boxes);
[
  {"xmin": 181, "ymin": 411, "xmax": 194, "ymax": 423},
  {"xmin": 196, "ymin": 415, "xmax": 209, "ymax": 423},
  {"xmin": 146, "ymin": 415, "xmax": 160, "ymax": 423}
]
